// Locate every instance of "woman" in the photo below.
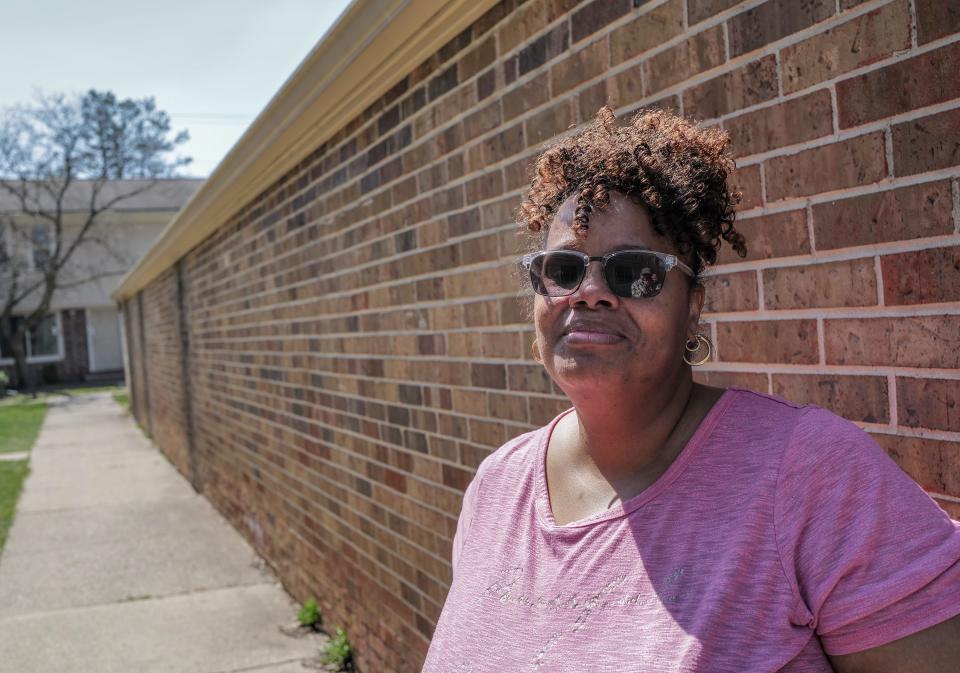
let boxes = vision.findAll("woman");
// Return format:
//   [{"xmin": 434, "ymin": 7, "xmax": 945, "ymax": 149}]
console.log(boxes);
[{"xmin": 420, "ymin": 108, "xmax": 960, "ymax": 672}]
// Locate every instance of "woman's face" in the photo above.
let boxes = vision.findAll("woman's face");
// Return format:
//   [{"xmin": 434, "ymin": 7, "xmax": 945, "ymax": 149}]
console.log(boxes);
[{"xmin": 533, "ymin": 191, "xmax": 705, "ymax": 396}]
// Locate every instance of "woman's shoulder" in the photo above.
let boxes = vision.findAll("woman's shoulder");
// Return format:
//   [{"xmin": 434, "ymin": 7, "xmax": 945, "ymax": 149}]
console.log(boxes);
[{"xmin": 718, "ymin": 385, "xmax": 860, "ymax": 439}]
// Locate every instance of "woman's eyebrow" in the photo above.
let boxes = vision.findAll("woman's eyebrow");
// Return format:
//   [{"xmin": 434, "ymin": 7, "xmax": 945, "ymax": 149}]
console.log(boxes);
[{"xmin": 609, "ymin": 244, "xmax": 652, "ymax": 251}]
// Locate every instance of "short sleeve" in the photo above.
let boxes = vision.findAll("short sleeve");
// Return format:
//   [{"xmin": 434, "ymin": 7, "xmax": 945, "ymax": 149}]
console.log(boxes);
[{"xmin": 775, "ymin": 407, "xmax": 960, "ymax": 656}]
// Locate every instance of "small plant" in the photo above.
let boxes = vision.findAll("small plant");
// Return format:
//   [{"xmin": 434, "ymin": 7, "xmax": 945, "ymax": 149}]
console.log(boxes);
[
  {"xmin": 321, "ymin": 626, "xmax": 354, "ymax": 671},
  {"xmin": 298, "ymin": 596, "xmax": 321, "ymax": 629}
]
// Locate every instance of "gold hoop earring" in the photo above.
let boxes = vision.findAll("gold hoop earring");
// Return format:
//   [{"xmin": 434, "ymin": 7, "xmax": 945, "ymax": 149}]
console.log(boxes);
[
  {"xmin": 531, "ymin": 339, "xmax": 543, "ymax": 364},
  {"xmin": 683, "ymin": 333, "xmax": 712, "ymax": 366}
]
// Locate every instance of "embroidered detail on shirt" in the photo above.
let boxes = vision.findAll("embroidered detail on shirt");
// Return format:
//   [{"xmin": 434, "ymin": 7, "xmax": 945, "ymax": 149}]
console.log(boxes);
[{"xmin": 480, "ymin": 565, "xmax": 689, "ymax": 670}]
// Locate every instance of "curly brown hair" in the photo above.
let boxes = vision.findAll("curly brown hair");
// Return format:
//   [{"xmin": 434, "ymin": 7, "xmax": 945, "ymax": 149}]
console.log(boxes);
[{"xmin": 518, "ymin": 106, "xmax": 747, "ymax": 281}]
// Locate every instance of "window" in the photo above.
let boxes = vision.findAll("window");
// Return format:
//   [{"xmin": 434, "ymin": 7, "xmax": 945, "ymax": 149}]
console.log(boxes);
[
  {"xmin": 29, "ymin": 314, "xmax": 59, "ymax": 358},
  {"xmin": 0, "ymin": 318, "xmax": 17, "ymax": 360},
  {"xmin": 0, "ymin": 313, "xmax": 63, "ymax": 363},
  {"xmin": 0, "ymin": 223, "xmax": 9, "ymax": 266},
  {"xmin": 31, "ymin": 224, "xmax": 51, "ymax": 270}
]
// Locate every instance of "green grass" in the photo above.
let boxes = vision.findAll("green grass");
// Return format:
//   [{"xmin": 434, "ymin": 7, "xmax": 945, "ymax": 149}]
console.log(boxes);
[
  {"xmin": 0, "ymin": 383, "xmax": 125, "ymax": 408},
  {"xmin": 0, "ymin": 402, "xmax": 47, "ymax": 454},
  {"xmin": 112, "ymin": 390, "xmax": 130, "ymax": 410},
  {"xmin": 0, "ymin": 460, "xmax": 30, "ymax": 556}
]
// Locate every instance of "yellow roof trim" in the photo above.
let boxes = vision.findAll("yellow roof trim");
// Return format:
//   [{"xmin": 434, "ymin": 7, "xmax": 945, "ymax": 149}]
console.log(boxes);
[{"xmin": 113, "ymin": 0, "xmax": 499, "ymax": 302}]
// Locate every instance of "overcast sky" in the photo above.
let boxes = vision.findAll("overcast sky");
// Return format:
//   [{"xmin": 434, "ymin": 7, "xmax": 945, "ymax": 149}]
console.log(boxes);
[{"xmin": 0, "ymin": 0, "xmax": 353, "ymax": 177}]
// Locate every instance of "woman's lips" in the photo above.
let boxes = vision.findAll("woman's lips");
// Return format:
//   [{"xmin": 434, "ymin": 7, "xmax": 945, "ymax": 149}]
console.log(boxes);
[{"xmin": 562, "ymin": 330, "xmax": 625, "ymax": 345}]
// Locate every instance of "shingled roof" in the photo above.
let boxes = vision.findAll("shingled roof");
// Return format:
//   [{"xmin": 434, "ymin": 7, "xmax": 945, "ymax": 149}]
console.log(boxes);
[{"xmin": 0, "ymin": 178, "xmax": 204, "ymax": 213}]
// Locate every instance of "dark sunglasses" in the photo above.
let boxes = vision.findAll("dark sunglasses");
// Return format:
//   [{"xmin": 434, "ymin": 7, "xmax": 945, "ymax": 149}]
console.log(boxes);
[{"xmin": 520, "ymin": 249, "xmax": 695, "ymax": 299}]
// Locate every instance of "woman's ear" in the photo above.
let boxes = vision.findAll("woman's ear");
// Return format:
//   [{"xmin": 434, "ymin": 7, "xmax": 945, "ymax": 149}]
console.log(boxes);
[{"xmin": 686, "ymin": 283, "xmax": 705, "ymax": 336}]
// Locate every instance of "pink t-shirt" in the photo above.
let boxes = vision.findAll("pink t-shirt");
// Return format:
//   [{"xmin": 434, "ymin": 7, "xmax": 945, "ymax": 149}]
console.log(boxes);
[{"xmin": 421, "ymin": 387, "xmax": 960, "ymax": 672}]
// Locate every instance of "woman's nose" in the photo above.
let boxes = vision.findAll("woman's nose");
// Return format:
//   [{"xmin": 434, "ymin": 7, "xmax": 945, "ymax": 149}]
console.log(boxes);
[{"xmin": 570, "ymin": 261, "xmax": 617, "ymax": 307}]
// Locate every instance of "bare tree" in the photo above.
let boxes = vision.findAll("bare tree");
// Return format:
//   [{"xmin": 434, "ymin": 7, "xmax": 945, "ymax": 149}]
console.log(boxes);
[{"xmin": 0, "ymin": 90, "xmax": 191, "ymax": 391}]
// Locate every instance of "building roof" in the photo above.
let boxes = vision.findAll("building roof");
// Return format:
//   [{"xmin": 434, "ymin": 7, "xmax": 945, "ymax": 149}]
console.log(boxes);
[
  {"xmin": 0, "ymin": 178, "xmax": 204, "ymax": 213},
  {"xmin": 112, "ymin": 0, "xmax": 497, "ymax": 301}
]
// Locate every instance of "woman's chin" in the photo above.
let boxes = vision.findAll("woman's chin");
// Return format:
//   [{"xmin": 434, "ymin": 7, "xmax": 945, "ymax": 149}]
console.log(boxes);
[{"xmin": 549, "ymin": 354, "xmax": 630, "ymax": 387}]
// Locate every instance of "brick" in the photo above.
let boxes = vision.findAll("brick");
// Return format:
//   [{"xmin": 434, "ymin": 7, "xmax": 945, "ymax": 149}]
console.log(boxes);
[
  {"xmin": 691, "ymin": 369, "xmax": 768, "ymax": 393},
  {"xmin": 503, "ymin": 56, "xmax": 518, "ymax": 85},
  {"xmin": 471, "ymin": 363, "xmax": 507, "ymax": 389},
  {"xmin": 606, "ymin": 67, "xmax": 645, "ymax": 108},
  {"xmin": 771, "ymin": 374, "xmax": 888, "ymax": 423},
  {"xmin": 448, "ymin": 209, "xmax": 481, "ymax": 238},
  {"xmin": 642, "ymin": 24, "xmax": 725, "ymax": 96},
  {"xmin": 528, "ymin": 395, "xmax": 572, "ymax": 425},
  {"xmin": 916, "ymin": 0, "xmax": 960, "ymax": 45},
  {"xmin": 717, "ymin": 319, "xmax": 819, "ymax": 364},
  {"xmin": 881, "ymin": 247, "xmax": 960, "ymax": 306},
  {"xmin": 728, "ymin": 163, "xmax": 763, "ymax": 210},
  {"xmin": 837, "ymin": 41, "xmax": 960, "ymax": 129},
  {"xmin": 525, "ymin": 100, "xmax": 574, "ymax": 147},
  {"xmin": 687, "ymin": 0, "xmax": 740, "ymax": 25},
  {"xmin": 824, "ymin": 316, "xmax": 960, "ymax": 368},
  {"xmin": 551, "ymin": 39, "xmax": 609, "ymax": 96},
  {"xmin": 764, "ymin": 132, "xmax": 887, "ymax": 202},
  {"xmin": 427, "ymin": 65, "xmax": 459, "ymax": 101},
  {"xmin": 683, "ymin": 55, "xmax": 779, "ymax": 120},
  {"xmin": 937, "ymin": 498, "xmax": 960, "ymax": 521},
  {"xmin": 872, "ymin": 433, "xmax": 952, "ymax": 494},
  {"xmin": 439, "ymin": 26, "xmax": 473, "ymax": 63},
  {"xmin": 781, "ymin": 0, "xmax": 911, "ymax": 94},
  {"xmin": 702, "ymin": 271, "xmax": 759, "ymax": 312},
  {"xmin": 508, "ymin": 363, "xmax": 555, "ymax": 393},
  {"xmin": 517, "ymin": 23, "xmax": 570, "ymax": 77},
  {"xmin": 482, "ymin": 195, "xmax": 519, "ymax": 229},
  {"xmin": 812, "ymin": 181, "xmax": 954, "ymax": 250},
  {"xmin": 482, "ymin": 123, "xmax": 525, "ymax": 165},
  {"xmin": 545, "ymin": 0, "xmax": 581, "ymax": 22},
  {"xmin": 488, "ymin": 391, "xmax": 530, "ymax": 423},
  {"xmin": 462, "ymin": 100, "xmax": 502, "ymax": 142},
  {"xmin": 442, "ymin": 463, "xmax": 473, "ymax": 491},
  {"xmin": 477, "ymin": 66, "xmax": 496, "ymax": 100},
  {"xmin": 459, "ymin": 231, "xmax": 501, "ymax": 264},
  {"xmin": 576, "ymin": 81, "xmax": 610, "ymax": 124},
  {"xmin": 763, "ymin": 258, "xmax": 877, "ymax": 309},
  {"xmin": 898, "ymin": 378, "xmax": 959, "ymax": 432},
  {"xmin": 464, "ymin": 171, "xmax": 505, "ymax": 205},
  {"xmin": 504, "ymin": 155, "xmax": 534, "ymax": 191},
  {"xmin": 470, "ymin": 417, "xmax": 508, "ymax": 446},
  {"xmin": 502, "ymin": 73, "xmax": 550, "ymax": 121},
  {"xmin": 474, "ymin": 1, "xmax": 509, "ymax": 36},
  {"xmin": 458, "ymin": 36, "xmax": 497, "ymax": 81},
  {"xmin": 728, "ymin": 0, "xmax": 834, "ymax": 57},
  {"xmin": 609, "ymin": 0, "xmax": 684, "ymax": 65},
  {"xmin": 639, "ymin": 93, "xmax": 682, "ymax": 116},
  {"xmin": 717, "ymin": 210, "xmax": 810, "ymax": 264},
  {"xmin": 571, "ymin": 0, "xmax": 631, "ymax": 43},
  {"xmin": 725, "ymin": 90, "xmax": 833, "ymax": 158},
  {"xmin": 498, "ymin": 0, "xmax": 549, "ymax": 55},
  {"xmin": 892, "ymin": 107, "xmax": 960, "ymax": 176}
]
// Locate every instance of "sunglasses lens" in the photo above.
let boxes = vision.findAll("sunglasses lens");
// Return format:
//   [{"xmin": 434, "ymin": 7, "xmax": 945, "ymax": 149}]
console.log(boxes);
[
  {"xmin": 530, "ymin": 252, "xmax": 584, "ymax": 296},
  {"xmin": 605, "ymin": 252, "xmax": 665, "ymax": 298}
]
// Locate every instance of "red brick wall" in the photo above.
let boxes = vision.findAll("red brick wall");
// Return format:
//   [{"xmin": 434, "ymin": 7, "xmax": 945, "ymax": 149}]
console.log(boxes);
[
  {"xmin": 124, "ymin": 1, "xmax": 960, "ymax": 670},
  {"xmin": 140, "ymin": 267, "xmax": 193, "ymax": 480}
]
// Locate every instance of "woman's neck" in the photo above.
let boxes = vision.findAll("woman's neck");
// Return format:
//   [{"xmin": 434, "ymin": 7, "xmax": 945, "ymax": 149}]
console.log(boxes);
[{"xmin": 559, "ymin": 372, "xmax": 700, "ymax": 481}]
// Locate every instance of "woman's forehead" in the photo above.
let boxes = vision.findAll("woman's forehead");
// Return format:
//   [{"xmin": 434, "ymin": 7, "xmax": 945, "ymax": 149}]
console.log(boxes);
[{"xmin": 546, "ymin": 192, "xmax": 664, "ymax": 249}]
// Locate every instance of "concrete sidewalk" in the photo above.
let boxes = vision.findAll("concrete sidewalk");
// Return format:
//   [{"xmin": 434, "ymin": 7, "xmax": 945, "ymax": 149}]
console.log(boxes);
[{"xmin": 0, "ymin": 393, "xmax": 324, "ymax": 673}]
